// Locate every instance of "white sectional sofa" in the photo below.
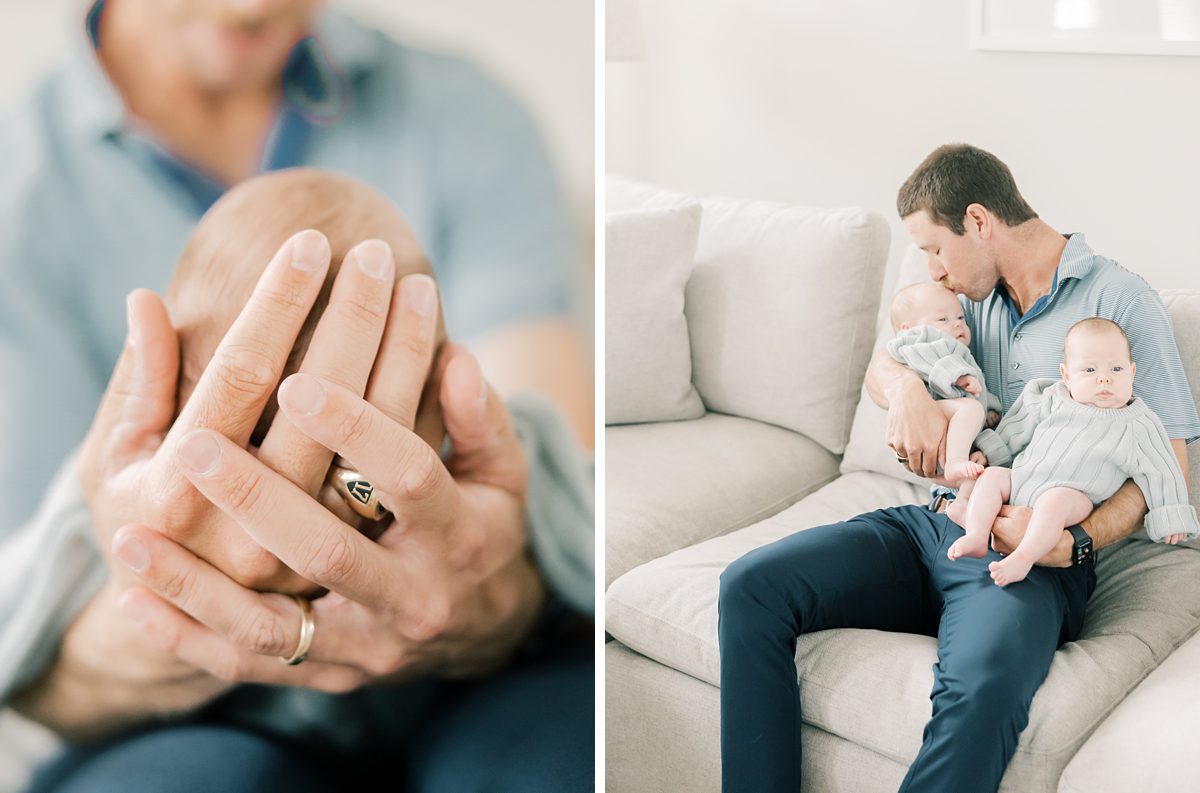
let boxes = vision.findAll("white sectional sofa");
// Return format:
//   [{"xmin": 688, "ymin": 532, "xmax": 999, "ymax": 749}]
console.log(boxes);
[{"xmin": 604, "ymin": 176, "xmax": 1200, "ymax": 793}]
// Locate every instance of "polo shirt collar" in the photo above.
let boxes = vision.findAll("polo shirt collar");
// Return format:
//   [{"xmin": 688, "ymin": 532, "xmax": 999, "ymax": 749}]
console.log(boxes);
[
  {"xmin": 60, "ymin": 0, "xmax": 384, "ymax": 142},
  {"xmin": 996, "ymin": 232, "xmax": 1096, "ymax": 323}
]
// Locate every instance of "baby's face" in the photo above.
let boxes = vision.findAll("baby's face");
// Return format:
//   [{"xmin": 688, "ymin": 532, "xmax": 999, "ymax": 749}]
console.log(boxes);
[
  {"xmin": 1061, "ymin": 329, "xmax": 1135, "ymax": 408},
  {"xmin": 904, "ymin": 287, "xmax": 970, "ymax": 346}
]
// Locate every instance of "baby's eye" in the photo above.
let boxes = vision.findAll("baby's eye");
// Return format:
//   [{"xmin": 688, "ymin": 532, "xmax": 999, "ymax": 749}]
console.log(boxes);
[
  {"xmin": 1112, "ymin": 366, "xmax": 1123, "ymax": 372},
  {"xmin": 1084, "ymin": 367, "xmax": 1095, "ymax": 373}
]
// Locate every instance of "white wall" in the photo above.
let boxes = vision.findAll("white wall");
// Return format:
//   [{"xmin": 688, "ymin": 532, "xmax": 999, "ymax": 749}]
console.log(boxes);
[
  {"xmin": 607, "ymin": 0, "xmax": 1200, "ymax": 290},
  {"xmin": 0, "ymin": 0, "xmax": 594, "ymax": 283}
]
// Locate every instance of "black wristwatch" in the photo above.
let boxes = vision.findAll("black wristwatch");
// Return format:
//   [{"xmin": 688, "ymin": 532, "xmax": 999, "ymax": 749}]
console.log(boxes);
[{"xmin": 1066, "ymin": 524, "xmax": 1094, "ymax": 566}]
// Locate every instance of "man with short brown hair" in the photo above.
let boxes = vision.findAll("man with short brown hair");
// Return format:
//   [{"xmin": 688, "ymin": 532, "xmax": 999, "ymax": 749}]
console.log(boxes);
[{"xmin": 717, "ymin": 143, "xmax": 1197, "ymax": 793}]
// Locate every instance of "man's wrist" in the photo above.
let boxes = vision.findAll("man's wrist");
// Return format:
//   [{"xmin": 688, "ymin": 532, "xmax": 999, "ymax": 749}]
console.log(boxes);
[{"xmin": 1051, "ymin": 530, "xmax": 1075, "ymax": 568}]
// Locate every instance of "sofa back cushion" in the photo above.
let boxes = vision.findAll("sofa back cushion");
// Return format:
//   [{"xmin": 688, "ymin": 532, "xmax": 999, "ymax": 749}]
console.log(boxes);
[
  {"xmin": 605, "ymin": 205, "xmax": 706, "ymax": 424},
  {"xmin": 607, "ymin": 175, "xmax": 890, "ymax": 455}
]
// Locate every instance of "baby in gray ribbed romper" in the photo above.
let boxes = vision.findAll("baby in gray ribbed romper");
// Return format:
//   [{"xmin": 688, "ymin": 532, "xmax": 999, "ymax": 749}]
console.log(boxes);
[
  {"xmin": 947, "ymin": 318, "xmax": 1199, "ymax": 586},
  {"xmin": 887, "ymin": 283, "xmax": 1002, "ymax": 484}
]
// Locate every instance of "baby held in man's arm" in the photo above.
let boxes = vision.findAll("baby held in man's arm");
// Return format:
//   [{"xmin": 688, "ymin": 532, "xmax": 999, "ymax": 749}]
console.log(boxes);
[
  {"xmin": 886, "ymin": 282, "xmax": 1002, "ymax": 485},
  {"xmin": 947, "ymin": 318, "xmax": 1198, "ymax": 586}
]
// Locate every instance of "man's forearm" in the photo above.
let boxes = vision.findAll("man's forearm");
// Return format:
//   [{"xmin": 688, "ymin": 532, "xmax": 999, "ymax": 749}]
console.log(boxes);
[
  {"xmin": 9, "ymin": 585, "xmax": 229, "ymax": 742},
  {"xmin": 865, "ymin": 347, "xmax": 925, "ymax": 409},
  {"xmin": 1082, "ymin": 479, "xmax": 1148, "ymax": 551}
]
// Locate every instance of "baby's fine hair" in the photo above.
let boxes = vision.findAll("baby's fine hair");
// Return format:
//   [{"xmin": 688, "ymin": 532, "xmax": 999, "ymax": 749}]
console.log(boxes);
[{"xmin": 1064, "ymin": 317, "xmax": 1132, "ymax": 360}]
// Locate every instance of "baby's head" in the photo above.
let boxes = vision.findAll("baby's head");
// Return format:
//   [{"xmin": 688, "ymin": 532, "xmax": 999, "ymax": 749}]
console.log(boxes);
[
  {"xmin": 890, "ymin": 282, "xmax": 970, "ymax": 346},
  {"xmin": 166, "ymin": 168, "xmax": 445, "ymax": 447},
  {"xmin": 1060, "ymin": 318, "xmax": 1135, "ymax": 409}
]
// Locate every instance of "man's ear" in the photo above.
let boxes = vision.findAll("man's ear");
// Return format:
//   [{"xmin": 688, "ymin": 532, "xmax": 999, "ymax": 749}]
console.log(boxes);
[{"xmin": 964, "ymin": 203, "xmax": 991, "ymax": 239}]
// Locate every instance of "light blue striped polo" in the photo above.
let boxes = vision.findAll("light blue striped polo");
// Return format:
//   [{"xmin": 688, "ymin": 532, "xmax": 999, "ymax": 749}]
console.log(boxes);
[{"xmin": 960, "ymin": 233, "xmax": 1199, "ymax": 444}]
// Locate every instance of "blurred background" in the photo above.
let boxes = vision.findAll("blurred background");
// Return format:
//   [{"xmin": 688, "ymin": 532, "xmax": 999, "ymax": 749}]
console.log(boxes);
[
  {"xmin": 608, "ymin": 0, "xmax": 1200, "ymax": 292},
  {"xmin": 0, "ymin": 0, "xmax": 595, "ymax": 331}
]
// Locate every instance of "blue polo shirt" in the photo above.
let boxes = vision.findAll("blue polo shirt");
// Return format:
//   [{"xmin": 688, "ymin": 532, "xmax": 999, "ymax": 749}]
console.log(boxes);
[
  {"xmin": 961, "ymin": 233, "xmax": 1199, "ymax": 443},
  {"xmin": 0, "ymin": 5, "xmax": 573, "ymax": 531}
]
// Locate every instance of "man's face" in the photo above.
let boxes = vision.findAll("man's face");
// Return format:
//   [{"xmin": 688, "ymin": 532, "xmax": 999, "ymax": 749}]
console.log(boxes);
[
  {"xmin": 903, "ymin": 210, "xmax": 999, "ymax": 303},
  {"xmin": 153, "ymin": 0, "xmax": 322, "ymax": 91},
  {"xmin": 1060, "ymin": 329, "xmax": 1136, "ymax": 409}
]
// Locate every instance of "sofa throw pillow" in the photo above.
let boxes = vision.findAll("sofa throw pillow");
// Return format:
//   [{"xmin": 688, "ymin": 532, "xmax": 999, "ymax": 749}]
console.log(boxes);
[
  {"xmin": 605, "ymin": 205, "xmax": 706, "ymax": 425},
  {"xmin": 607, "ymin": 175, "xmax": 891, "ymax": 455}
]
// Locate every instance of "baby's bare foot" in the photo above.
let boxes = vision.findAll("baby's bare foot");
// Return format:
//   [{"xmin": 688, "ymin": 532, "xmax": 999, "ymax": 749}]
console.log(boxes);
[
  {"xmin": 943, "ymin": 459, "xmax": 984, "ymax": 482},
  {"xmin": 947, "ymin": 534, "xmax": 989, "ymax": 561},
  {"xmin": 946, "ymin": 498, "xmax": 968, "ymax": 527},
  {"xmin": 989, "ymin": 556, "xmax": 1033, "ymax": 587}
]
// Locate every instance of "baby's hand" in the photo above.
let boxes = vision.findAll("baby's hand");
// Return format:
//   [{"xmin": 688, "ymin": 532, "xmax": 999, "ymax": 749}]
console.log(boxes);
[
  {"xmin": 986, "ymin": 410, "xmax": 1000, "ymax": 428},
  {"xmin": 1164, "ymin": 533, "xmax": 1185, "ymax": 545},
  {"xmin": 956, "ymin": 375, "xmax": 981, "ymax": 397},
  {"xmin": 970, "ymin": 450, "xmax": 988, "ymax": 467}
]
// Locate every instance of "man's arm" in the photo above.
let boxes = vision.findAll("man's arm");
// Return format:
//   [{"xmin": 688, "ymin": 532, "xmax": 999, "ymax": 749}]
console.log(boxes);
[
  {"xmin": 997, "ymin": 438, "xmax": 1190, "ymax": 566},
  {"xmin": 473, "ymin": 319, "xmax": 593, "ymax": 450}
]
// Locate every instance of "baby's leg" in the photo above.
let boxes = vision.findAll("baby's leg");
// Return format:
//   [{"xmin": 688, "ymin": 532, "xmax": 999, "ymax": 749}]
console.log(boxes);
[
  {"xmin": 945, "ymin": 478, "xmax": 974, "ymax": 527},
  {"xmin": 948, "ymin": 466, "xmax": 1010, "ymax": 560},
  {"xmin": 989, "ymin": 487, "xmax": 1093, "ymax": 587},
  {"xmin": 936, "ymin": 398, "xmax": 985, "ymax": 483}
]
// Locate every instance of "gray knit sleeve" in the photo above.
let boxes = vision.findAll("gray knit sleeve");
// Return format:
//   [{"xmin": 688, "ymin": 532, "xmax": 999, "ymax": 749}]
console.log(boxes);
[
  {"xmin": 1126, "ymin": 411, "xmax": 1200, "ymax": 541},
  {"xmin": 974, "ymin": 379, "xmax": 1053, "ymax": 467},
  {"xmin": 886, "ymin": 326, "xmax": 979, "ymax": 400}
]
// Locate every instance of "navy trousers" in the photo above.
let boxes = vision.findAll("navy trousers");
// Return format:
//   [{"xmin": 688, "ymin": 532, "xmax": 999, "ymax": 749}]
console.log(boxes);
[
  {"xmin": 24, "ymin": 641, "xmax": 593, "ymax": 793},
  {"xmin": 717, "ymin": 505, "xmax": 1094, "ymax": 793}
]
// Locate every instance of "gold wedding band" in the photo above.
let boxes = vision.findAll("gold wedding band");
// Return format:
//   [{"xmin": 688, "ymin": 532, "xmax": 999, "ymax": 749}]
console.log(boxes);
[
  {"xmin": 894, "ymin": 452, "xmax": 909, "ymax": 464},
  {"xmin": 327, "ymin": 463, "xmax": 389, "ymax": 520},
  {"xmin": 280, "ymin": 595, "xmax": 315, "ymax": 666}
]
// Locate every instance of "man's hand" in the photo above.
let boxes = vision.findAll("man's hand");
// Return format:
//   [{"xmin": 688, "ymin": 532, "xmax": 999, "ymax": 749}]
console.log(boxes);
[
  {"xmin": 990, "ymin": 504, "xmax": 1073, "ymax": 567},
  {"xmin": 111, "ymin": 345, "xmax": 545, "ymax": 684},
  {"xmin": 885, "ymin": 379, "xmax": 948, "ymax": 479},
  {"xmin": 78, "ymin": 232, "xmax": 435, "ymax": 595},
  {"xmin": 955, "ymin": 374, "xmax": 982, "ymax": 398}
]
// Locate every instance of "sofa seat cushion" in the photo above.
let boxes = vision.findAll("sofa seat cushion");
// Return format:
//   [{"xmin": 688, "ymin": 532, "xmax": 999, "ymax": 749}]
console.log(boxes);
[
  {"xmin": 1058, "ymin": 626, "xmax": 1200, "ymax": 793},
  {"xmin": 605, "ymin": 413, "xmax": 838, "ymax": 586},
  {"xmin": 606, "ymin": 471, "xmax": 1200, "ymax": 791}
]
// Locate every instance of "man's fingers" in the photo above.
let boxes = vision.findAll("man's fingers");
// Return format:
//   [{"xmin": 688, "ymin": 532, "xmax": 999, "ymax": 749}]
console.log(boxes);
[
  {"xmin": 277, "ymin": 374, "xmax": 457, "ymax": 523},
  {"xmin": 363, "ymin": 273, "xmax": 440, "ymax": 429},
  {"xmin": 113, "ymin": 524, "xmax": 307, "ymax": 658},
  {"xmin": 168, "ymin": 229, "xmax": 331, "ymax": 450},
  {"xmin": 440, "ymin": 347, "xmax": 526, "ymax": 494},
  {"xmin": 258, "ymin": 239, "xmax": 396, "ymax": 495},
  {"xmin": 173, "ymin": 428, "xmax": 401, "ymax": 610},
  {"xmin": 92, "ymin": 290, "xmax": 180, "ymax": 455},
  {"xmin": 117, "ymin": 587, "xmax": 366, "ymax": 693}
]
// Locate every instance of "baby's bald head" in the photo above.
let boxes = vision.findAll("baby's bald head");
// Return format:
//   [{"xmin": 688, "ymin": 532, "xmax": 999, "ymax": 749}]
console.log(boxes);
[{"xmin": 165, "ymin": 168, "xmax": 443, "ymax": 439}]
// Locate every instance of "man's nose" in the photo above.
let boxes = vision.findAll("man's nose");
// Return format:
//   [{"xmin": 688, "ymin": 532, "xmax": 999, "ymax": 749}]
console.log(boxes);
[{"xmin": 926, "ymin": 259, "xmax": 945, "ymax": 281}]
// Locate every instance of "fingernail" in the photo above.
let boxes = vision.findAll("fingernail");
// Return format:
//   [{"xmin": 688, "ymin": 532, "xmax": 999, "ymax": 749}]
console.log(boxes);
[
  {"xmin": 355, "ymin": 240, "xmax": 393, "ymax": 280},
  {"xmin": 404, "ymin": 274, "xmax": 437, "ymax": 317},
  {"xmin": 177, "ymin": 430, "xmax": 221, "ymax": 476},
  {"xmin": 125, "ymin": 293, "xmax": 141, "ymax": 347},
  {"xmin": 112, "ymin": 533, "xmax": 148, "ymax": 574},
  {"xmin": 291, "ymin": 230, "xmax": 330, "ymax": 272},
  {"xmin": 118, "ymin": 591, "xmax": 151, "ymax": 624},
  {"xmin": 279, "ymin": 374, "xmax": 326, "ymax": 416}
]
